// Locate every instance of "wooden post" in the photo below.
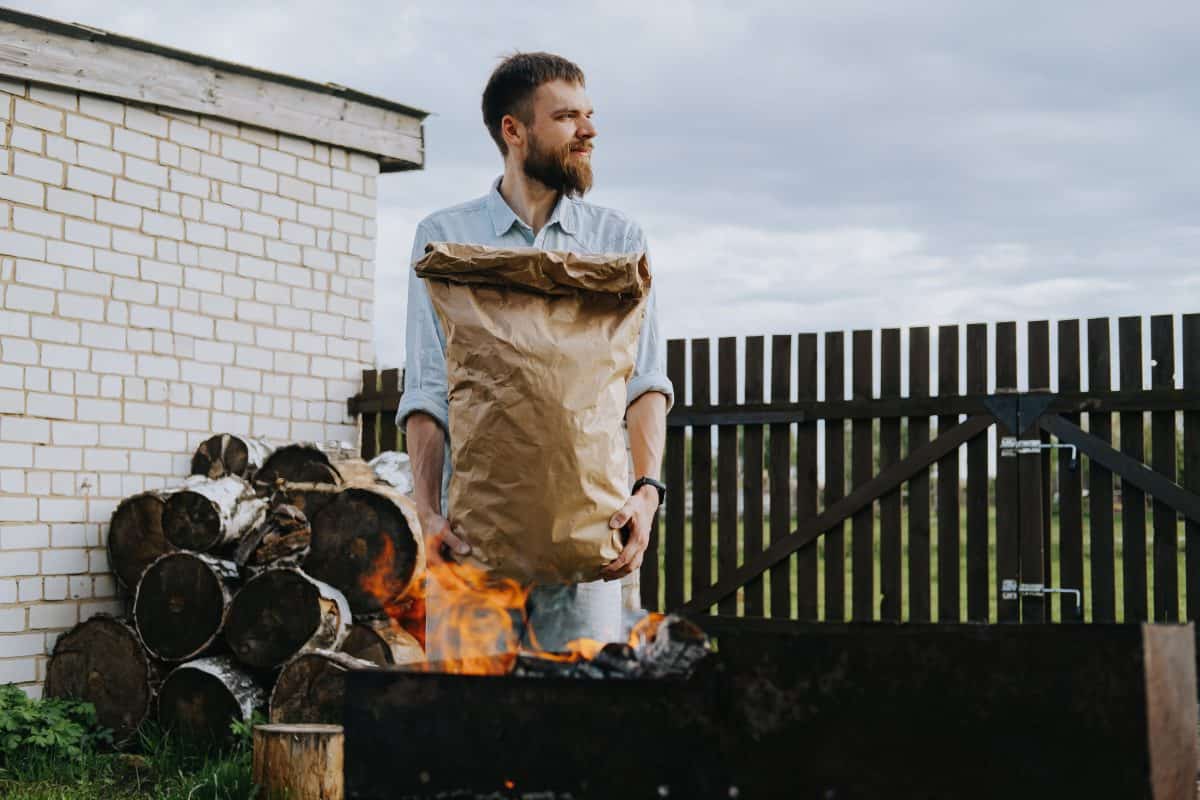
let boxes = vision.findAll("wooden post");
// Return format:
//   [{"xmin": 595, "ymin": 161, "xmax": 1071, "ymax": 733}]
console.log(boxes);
[{"xmin": 253, "ymin": 723, "xmax": 344, "ymax": 800}]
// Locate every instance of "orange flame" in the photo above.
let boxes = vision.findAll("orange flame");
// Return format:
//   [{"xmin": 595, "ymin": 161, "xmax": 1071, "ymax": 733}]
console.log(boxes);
[{"xmin": 361, "ymin": 533, "xmax": 665, "ymax": 674}]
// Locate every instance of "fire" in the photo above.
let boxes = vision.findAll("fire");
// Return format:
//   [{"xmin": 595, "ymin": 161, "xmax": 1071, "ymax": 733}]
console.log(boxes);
[{"xmin": 361, "ymin": 533, "xmax": 665, "ymax": 674}]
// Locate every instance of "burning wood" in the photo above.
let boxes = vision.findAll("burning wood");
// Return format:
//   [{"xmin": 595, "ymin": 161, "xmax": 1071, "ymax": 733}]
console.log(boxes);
[{"xmin": 511, "ymin": 615, "xmax": 712, "ymax": 680}]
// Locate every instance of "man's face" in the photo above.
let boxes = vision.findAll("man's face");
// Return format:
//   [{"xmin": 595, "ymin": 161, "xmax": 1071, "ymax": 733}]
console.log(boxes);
[{"xmin": 519, "ymin": 79, "xmax": 596, "ymax": 197}]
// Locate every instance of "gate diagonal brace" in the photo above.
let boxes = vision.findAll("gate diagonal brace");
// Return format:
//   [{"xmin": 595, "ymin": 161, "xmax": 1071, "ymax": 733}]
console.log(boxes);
[{"xmin": 983, "ymin": 392, "xmax": 1055, "ymax": 436}]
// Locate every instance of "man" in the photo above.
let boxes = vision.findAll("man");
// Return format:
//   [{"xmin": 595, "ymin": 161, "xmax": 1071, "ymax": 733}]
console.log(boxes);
[{"xmin": 398, "ymin": 52, "xmax": 672, "ymax": 653}]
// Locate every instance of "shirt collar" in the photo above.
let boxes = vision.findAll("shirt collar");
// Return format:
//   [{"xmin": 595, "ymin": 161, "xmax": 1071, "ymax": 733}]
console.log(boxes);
[{"xmin": 487, "ymin": 176, "xmax": 577, "ymax": 237}]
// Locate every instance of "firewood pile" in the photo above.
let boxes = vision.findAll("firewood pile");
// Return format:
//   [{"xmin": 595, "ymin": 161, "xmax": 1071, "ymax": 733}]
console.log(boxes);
[{"xmin": 43, "ymin": 434, "xmax": 425, "ymax": 746}]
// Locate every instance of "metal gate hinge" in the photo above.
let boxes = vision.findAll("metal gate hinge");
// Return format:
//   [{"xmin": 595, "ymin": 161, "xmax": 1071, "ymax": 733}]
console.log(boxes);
[
  {"xmin": 999, "ymin": 437, "xmax": 1078, "ymax": 470},
  {"xmin": 1001, "ymin": 579, "xmax": 1082, "ymax": 613}
]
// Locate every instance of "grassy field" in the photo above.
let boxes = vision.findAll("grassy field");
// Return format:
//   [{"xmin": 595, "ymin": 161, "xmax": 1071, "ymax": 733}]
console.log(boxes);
[{"xmin": 657, "ymin": 501, "xmax": 1191, "ymax": 624}]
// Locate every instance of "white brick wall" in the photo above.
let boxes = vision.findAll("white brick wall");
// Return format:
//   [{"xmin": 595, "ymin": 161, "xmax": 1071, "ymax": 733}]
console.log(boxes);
[{"xmin": 0, "ymin": 81, "xmax": 380, "ymax": 691}]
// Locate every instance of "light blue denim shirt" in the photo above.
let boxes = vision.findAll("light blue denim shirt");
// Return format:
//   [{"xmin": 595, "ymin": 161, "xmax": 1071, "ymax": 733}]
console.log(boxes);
[{"xmin": 397, "ymin": 177, "xmax": 674, "ymax": 514}]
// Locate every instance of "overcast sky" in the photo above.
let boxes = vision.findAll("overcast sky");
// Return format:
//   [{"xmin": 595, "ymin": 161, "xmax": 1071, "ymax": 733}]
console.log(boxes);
[{"xmin": 18, "ymin": 1, "xmax": 1200, "ymax": 386}]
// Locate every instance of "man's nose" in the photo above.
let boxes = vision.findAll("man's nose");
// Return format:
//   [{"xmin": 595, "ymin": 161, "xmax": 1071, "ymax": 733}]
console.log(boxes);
[{"xmin": 577, "ymin": 117, "xmax": 597, "ymax": 139}]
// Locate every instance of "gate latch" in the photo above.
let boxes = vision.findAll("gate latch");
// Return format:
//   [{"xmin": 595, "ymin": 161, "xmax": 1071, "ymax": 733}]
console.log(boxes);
[
  {"xmin": 1001, "ymin": 579, "xmax": 1083, "ymax": 618},
  {"xmin": 999, "ymin": 436, "xmax": 1078, "ymax": 470}
]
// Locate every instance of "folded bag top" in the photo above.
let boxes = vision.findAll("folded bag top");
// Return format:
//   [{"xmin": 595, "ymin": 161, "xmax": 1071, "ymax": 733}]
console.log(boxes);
[
  {"xmin": 414, "ymin": 242, "xmax": 652, "ymax": 585},
  {"xmin": 415, "ymin": 241, "xmax": 650, "ymax": 300}
]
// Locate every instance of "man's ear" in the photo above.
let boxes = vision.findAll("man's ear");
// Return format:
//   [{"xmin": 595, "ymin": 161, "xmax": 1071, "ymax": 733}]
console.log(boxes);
[{"xmin": 501, "ymin": 114, "xmax": 524, "ymax": 153}]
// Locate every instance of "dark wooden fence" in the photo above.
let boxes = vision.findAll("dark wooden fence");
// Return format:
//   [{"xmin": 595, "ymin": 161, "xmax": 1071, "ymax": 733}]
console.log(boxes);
[{"xmin": 350, "ymin": 313, "xmax": 1200, "ymax": 626}]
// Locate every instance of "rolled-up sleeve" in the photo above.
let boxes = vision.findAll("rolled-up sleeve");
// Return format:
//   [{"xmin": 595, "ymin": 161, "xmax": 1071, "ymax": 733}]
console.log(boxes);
[
  {"xmin": 625, "ymin": 226, "xmax": 674, "ymax": 411},
  {"xmin": 396, "ymin": 222, "xmax": 450, "ymax": 432}
]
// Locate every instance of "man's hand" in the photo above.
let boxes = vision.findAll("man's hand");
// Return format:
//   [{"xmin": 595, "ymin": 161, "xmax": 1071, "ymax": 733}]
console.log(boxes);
[
  {"xmin": 417, "ymin": 505, "xmax": 471, "ymax": 565},
  {"xmin": 600, "ymin": 485, "xmax": 658, "ymax": 581}
]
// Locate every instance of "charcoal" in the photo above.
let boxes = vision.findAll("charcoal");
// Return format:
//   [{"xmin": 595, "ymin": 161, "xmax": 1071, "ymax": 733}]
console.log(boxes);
[{"xmin": 638, "ymin": 615, "xmax": 711, "ymax": 678}]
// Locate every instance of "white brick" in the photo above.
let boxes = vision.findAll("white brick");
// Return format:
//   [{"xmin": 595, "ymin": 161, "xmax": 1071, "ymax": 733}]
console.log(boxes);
[
  {"xmin": 29, "ymin": 85, "xmax": 76, "ymax": 111},
  {"xmin": 281, "ymin": 221, "xmax": 316, "ymax": 246},
  {"xmin": 130, "ymin": 304, "xmax": 170, "ymax": 330},
  {"xmin": 185, "ymin": 221, "xmax": 224, "ymax": 247},
  {"xmin": 125, "ymin": 106, "xmax": 167, "ymax": 137},
  {"xmin": 51, "ymin": 421, "xmax": 99, "ymax": 447},
  {"xmin": 145, "ymin": 427, "xmax": 187, "ymax": 452},
  {"xmin": 45, "ymin": 135, "xmax": 75, "ymax": 165},
  {"xmin": 66, "ymin": 114, "xmax": 111, "ymax": 146},
  {"xmin": 136, "ymin": 354, "xmax": 179, "ymax": 379},
  {"xmin": 0, "ymin": 551, "xmax": 38, "ymax": 576},
  {"xmin": 173, "ymin": 310, "xmax": 213, "ymax": 338},
  {"xmin": 200, "ymin": 154, "xmax": 238, "ymax": 182},
  {"xmin": 169, "ymin": 119, "xmax": 211, "ymax": 151},
  {"xmin": 279, "ymin": 135, "xmax": 314, "ymax": 158},
  {"xmin": 5, "ymin": 284, "xmax": 53, "ymax": 313},
  {"xmin": 314, "ymin": 186, "xmax": 348, "ymax": 210},
  {"xmin": 241, "ymin": 210, "xmax": 278, "ymax": 238},
  {"xmin": 2, "ymin": 633, "xmax": 44, "ymax": 657},
  {"xmin": 168, "ymin": 406, "xmax": 209, "ymax": 430},
  {"xmin": 124, "ymin": 401, "xmax": 166, "ymax": 426},
  {"xmin": 332, "ymin": 168, "xmax": 364, "ymax": 193},
  {"xmin": 32, "ymin": 445, "xmax": 80, "ymax": 470},
  {"xmin": 31, "ymin": 317, "xmax": 78, "ymax": 344},
  {"xmin": 0, "ymin": 230, "xmax": 45, "ymax": 261},
  {"xmin": 56, "ymin": 292, "xmax": 103, "ymax": 321},
  {"xmin": 279, "ymin": 175, "xmax": 314, "ymax": 203},
  {"xmin": 0, "ymin": 174, "xmax": 44, "ymax": 205},
  {"xmin": 46, "ymin": 187, "xmax": 95, "ymax": 219},
  {"xmin": 297, "ymin": 160, "xmax": 331, "ymax": 185},
  {"xmin": 14, "ymin": 100, "xmax": 63, "ymax": 132},
  {"xmin": 125, "ymin": 157, "xmax": 167, "ymax": 187},
  {"xmin": 240, "ymin": 165, "xmax": 276, "ymax": 193},
  {"xmin": 29, "ymin": 602, "xmax": 78, "ymax": 628},
  {"xmin": 349, "ymin": 152, "xmax": 379, "ymax": 175},
  {"xmin": 1, "ymin": 337, "xmax": 38, "ymax": 365},
  {"xmin": 81, "ymin": 599, "xmax": 123, "ymax": 618},
  {"xmin": 0, "ymin": 658, "xmax": 36, "ymax": 682},
  {"xmin": 66, "ymin": 164, "xmax": 114, "ymax": 198},
  {"xmin": 14, "ymin": 258, "xmax": 63, "ymax": 290},
  {"xmin": 10, "ymin": 126, "xmax": 41, "ymax": 153},
  {"xmin": 40, "ymin": 343, "xmax": 88, "ymax": 370},
  {"xmin": 298, "ymin": 204, "xmax": 332, "ymax": 228},
  {"xmin": 81, "ymin": 322, "xmax": 125, "ymax": 350},
  {"xmin": 39, "ymin": 500, "xmax": 88, "ymax": 525},
  {"xmin": 91, "ymin": 350, "xmax": 135, "ymax": 376},
  {"xmin": 13, "ymin": 152, "xmax": 63, "ymax": 185},
  {"xmin": 260, "ymin": 148, "xmax": 296, "ymax": 174},
  {"xmin": 63, "ymin": 218, "xmax": 109, "ymax": 248},
  {"xmin": 95, "ymin": 198, "xmax": 141, "ymax": 228},
  {"xmin": 79, "ymin": 95, "xmax": 124, "ymax": 124},
  {"xmin": 142, "ymin": 211, "xmax": 184, "ymax": 239},
  {"xmin": 261, "ymin": 193, "xmax": 296, "ymax": 219},
  {"xmin": 14, "ymin": 207, "xmax": 62, "ymax": 238},
  {"xmin": 68, "ymin": 576, "xmax": 91, "ymax": 599},
  {"xmin": 42, "ymin": 576, "xmax": 66, "ymax": 600},
  {"xmin": 111, "ymin": 127, "xmax": 155, "ymax": 159},
  {"xmin": 76, "ymin": 398, "xmax": 122, "ymax": 423},
  {"xmin": 169, "ymin": 169, "xmax": 209, "ymax": 198},
  {"xmin": 112, "ymin": 229, "xmax": 155, "ymax": 257},
  {"xmin": 114, "ymin": 178, "xmax": 157, "ymax": 208},
  {"xmin": 77, "ymin": 142, "xmax": 123, "ymax": 175},
  {"xmin": 99, "ymin": 424, "xmax": 141, "ymax": 447},
  {"xmin": 222, "ymin": 136, "xmax": 258, "ymax": 164}
]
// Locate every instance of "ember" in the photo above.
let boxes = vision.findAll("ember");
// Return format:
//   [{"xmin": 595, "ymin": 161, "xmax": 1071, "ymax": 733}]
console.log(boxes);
[{"xmin": 361, "ymin": 534, "xmax": 712, "ymax": 677}]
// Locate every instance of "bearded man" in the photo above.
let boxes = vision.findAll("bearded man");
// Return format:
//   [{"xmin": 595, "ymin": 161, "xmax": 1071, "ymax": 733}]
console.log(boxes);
[{"xmin": 398, "ymin": 52, "xmax": 672, "ymax": 656}]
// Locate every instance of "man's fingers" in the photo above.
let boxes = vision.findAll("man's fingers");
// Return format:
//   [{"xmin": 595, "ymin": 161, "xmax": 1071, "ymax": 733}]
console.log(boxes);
[
  {"xmin": 609, "ymin": 501, "xmax": 635, "ymax": 530},
  {"xmin": 444, "ymin": 527, "xmax": 471, "ymax": 555}
]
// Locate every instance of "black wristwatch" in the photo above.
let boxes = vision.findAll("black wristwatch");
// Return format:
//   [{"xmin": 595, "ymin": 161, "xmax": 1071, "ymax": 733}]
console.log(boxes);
[{"xmin": 631, "ymin": 476, "xmax": 667, "ymax": 508}]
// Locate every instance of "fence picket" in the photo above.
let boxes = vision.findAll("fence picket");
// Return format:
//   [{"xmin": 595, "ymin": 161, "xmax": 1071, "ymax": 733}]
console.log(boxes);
[
  {"xmin": 360, "ymin": 369, "xmax": 379, "ymax": 460},
  {"xmin": 796, "ymin": 334, "xmax": 819, "ymax": 621},
  {"xmin": 743, "ymin": 337, "xmax": 766, "ymax": 617},
  {"xmin": 379, "ymin": 368, "xmax": 399, "ymax": 454},
  {"xmin": 880, "ymin": 329, "xmax": 902, "ymax": 621},
  {"xmin": 1119, "ymin": 317, "xmax": 1148, "ymax": 622},
  {"xmin": 691, "ymin": 339, "xmax": 713, "ymax": 611},
  {"xmin": 1057, "ymin": 320, "xmax": 1084, "ymax": 621},
  {"xmin": 769, "ymin": 335, "xmax": 793, "ymax": 618},
  {"xmin": 908, "ymin": 326, "xmax": 931, "ymax": 622},
  {"xmin": 938, "ymin": 325, "xmax": 961, "ymax": 622},
  {"xmin": 995, "ymin": 322, "xmax": 1019, "ymax": 622},
  {"xmin": 852, "ymin": 330, "xmax": 875, "ymax": 621},
  {"xmin": 1185, "ymin": 314, "xmax": 1200, "ymax": 623},
  {"xmin": 965, "ymin": 324, "xmax": 989, "ymax": 621},
  {"xmin": 663, "ymin": 340, "xmax": 687, "ymax": 610},
  {"xmin": 1088, "ymin": 318, "xmax": 1116, "ymax": 621},
  {"xmin": 1028, "ymin": 321, "xmax": 1052, "ymax": 621},
  {"xmin": 1150, "ymin": 315, "xmax": 1178, "ymax": 622},
  {"xmin": 823, "ymin": 332, "xmax": 846, "ymax": 621},
  {"xmin": 717, "ymin": 338, "xmax": 739, "ymax": 616}
]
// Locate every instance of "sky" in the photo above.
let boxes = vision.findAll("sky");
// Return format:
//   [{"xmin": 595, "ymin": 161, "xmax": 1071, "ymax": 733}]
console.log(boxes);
[{"xmin": 15, "ymin": 0, "xmax": 1200, "ymax": 390}]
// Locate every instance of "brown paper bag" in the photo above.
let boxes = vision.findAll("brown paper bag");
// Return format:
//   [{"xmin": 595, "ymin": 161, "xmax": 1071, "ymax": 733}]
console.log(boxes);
[{"xmin": 415, "ymin": 242, "xmax": 651, "ymax": 584}]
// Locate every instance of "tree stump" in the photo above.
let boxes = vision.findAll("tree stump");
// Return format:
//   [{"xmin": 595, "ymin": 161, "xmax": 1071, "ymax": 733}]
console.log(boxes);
[
  {"xmin": 191, "ymin": 433, "xmax": 273, "ymax": 481},
  {"xmin": 134, "ymin": 552, "xmax": 239, "ymax": 661},
  {"xmin": 252, "ymin": 723, "xmax": 343, "ymax": 800},
  {"xmin": 254, "ymin": 444, "xmax": 343, "ymax": 496},
  {"xmin": 162, "ymin": 475, "xmax": 267, "ymax": 552},
  {"xmin": 233, "ymin": 504, "xmax": 311, "ymax": 571},
  {"xmin": 107, "ymin": 491, "xmax": 172, "ymax": 591},
  {"xmin": 157, "ymin": 655, "xmax": 264, "ymax": 745},
  {"xmin": 340, "ymin": 618, "xmax": 424, "ymax": 667},
  {"xmin": 269, "ymin": 649, "xmax": 375, "ymax": 725},
  {"xmin": 306, "ymin": 487, "xmax": 424, "ymax": 615},
  {"xmin": 43, "ymin": 615, "xmax": 165, "ymax": 746},
  {"xmin": 224, "ymin": 568, "xmax": 351, "ymax": 670}
]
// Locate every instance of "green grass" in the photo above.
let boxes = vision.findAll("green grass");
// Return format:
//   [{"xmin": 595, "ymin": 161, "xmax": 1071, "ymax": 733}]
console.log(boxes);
[{"xmin": 0, "ymin": 721, "xmax": 258, "ymax": 800}]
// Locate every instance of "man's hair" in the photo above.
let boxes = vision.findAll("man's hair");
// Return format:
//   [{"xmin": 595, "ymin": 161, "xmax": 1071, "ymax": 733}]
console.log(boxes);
[{"xmin": 482, "ymin": 52, "xmax": 585, "ymax": 156}]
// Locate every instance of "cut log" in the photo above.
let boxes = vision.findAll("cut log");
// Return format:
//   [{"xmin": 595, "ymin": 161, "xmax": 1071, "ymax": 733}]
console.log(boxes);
[
  {"xmin": 107, "ymin": 490, "xmax": 172, "ymax": 591},
  {"xmin": 305, "ymin": 487, "xmax": 424, "ymax": 615},
  {"xmin": 340, "ymin": 618, "xmax": 424, "ymax": 667},
  {"xmin": 157, "ymin": 655, "xmax": 265, "ymax": 745},
  {"xmin": 191, "ymin": 433, "xmax": 273, "ymax": 481},
  {"xmin": 253, "ymin": 723, "xmax": 344, "ymax": 800},
  {"xmin": 253, "ymin": 443, "xmax": 344, "ymax": 498},
  {"xmin": 233, "ymin": 504, "xmax": 310, "ymax": 571},
  {"xmin": 270, "ymin": 649, "xmax": 376, "ymax": 725},
  {"xmin": 224, "ymin": 568, "xmax": 351, "ymax": 669},
  {"xmin": 162, "ymin": 475, "xmax": 267, "ymax": 552},
  {"xmin": 134, "ymin": 552, "xmax": 239, "ymax": 662},
  {"xmin": 43, "ymin": 615, "xmax": 166, "ymax": 746}
]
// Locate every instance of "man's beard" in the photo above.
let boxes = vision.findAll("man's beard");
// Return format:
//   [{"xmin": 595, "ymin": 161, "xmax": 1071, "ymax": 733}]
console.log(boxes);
[{"xmin": 522, "ymin": 132, "xmax": 593, "ymax": 198}]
